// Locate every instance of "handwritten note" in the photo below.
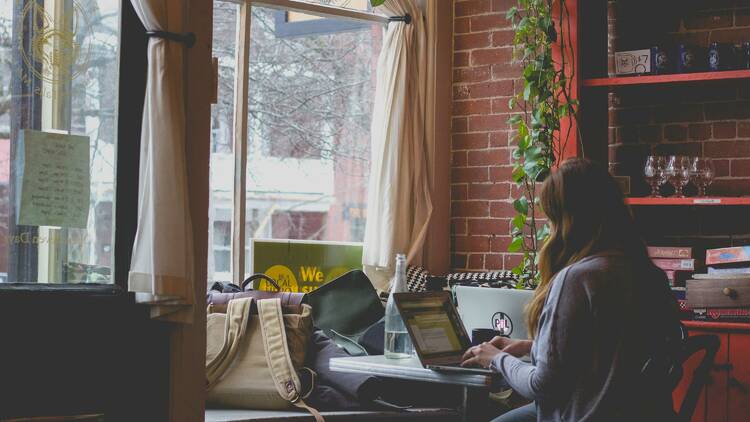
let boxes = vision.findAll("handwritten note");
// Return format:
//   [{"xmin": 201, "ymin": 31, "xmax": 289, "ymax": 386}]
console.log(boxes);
[{"xmin": 16, "ymin": 130, "xmax": 90, "ymax": 228}]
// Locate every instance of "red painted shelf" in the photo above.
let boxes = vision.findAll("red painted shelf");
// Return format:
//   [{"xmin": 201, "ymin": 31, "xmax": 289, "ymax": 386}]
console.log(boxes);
[
  {"xmin": 626, "ymin": 197, "xmax": 750, "ymax": 206},
  {"xmin": 583, "ymin": 69, "xmax": 750, "ymax": 88},
  {"xmin": 683, "ymin": 320, "xmax": 750, "ymax": 332}
]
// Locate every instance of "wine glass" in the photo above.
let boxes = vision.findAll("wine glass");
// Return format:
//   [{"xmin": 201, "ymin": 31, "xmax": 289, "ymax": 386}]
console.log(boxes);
[
  {"xmin": 643, "ymin": 155, "xmax": 665, "ymax": 197},
  {"xmin": 666, "ymin": 155, "xmax": 691, "ymax": 198},
  {"xmin": 691, "ymin": 157, "xmax": 715, "ymax": 197}
]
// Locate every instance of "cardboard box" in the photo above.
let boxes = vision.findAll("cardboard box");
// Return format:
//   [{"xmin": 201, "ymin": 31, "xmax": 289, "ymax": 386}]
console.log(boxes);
[
  {"xmin": 706, "ymin": 246, "xmax": 750, "ymax": 266},
  {"xmin": 648, "ymin": 246, "xmax": 692, "ymax": 259}
]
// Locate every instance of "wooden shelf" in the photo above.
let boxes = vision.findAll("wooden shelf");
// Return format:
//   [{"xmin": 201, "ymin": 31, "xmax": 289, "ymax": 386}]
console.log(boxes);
[
  {"xmin": 583, "ymin": 69, "xmax": 750, "ymax": 88},
  {"xmin": 626, "ymin": 197, "xmax": 750, "ymax": 206}
]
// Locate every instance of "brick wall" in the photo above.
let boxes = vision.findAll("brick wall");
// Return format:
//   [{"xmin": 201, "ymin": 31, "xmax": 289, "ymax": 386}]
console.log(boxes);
[{"xmin": 451, "ymin": 0, "xmax": 520, "ymax": 272}]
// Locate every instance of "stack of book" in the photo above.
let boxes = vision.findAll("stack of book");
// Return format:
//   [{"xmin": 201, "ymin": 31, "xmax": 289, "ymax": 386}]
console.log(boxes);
[
  {"xmin": 648, "ymin": 246, "xmax": 697, "ymax": 287},
  {"xmin": 686, "ymin": 245, "xmax": 750, "ymax": 322}
]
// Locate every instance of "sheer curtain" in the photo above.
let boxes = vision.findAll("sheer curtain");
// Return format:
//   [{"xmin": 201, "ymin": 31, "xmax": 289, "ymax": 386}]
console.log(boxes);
[
  {"xmin": 363, "ymin": 0, "xmax": 433, "ymax": 290},
  {"xmin": 128, "ymin": 0, "xmax": 194, "ymax": 322}
]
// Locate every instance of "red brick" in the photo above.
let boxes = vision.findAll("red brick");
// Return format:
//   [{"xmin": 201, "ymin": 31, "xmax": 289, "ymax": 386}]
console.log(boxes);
[
  {"xmin": 452, "ymin": 151, "xmax": 468, "ymax": 167},
  {"xmin": 453, "ymin": 133, "xmax": 489, "ymax": 150},
  {"xmin": 485, "ymin": 253, "xmax": 503, "ymax": 269},
  {"xmin": 492, "ymin": 63, "xmax": 524, "ymax": 80},
  {"xmin": 492, "ymin": 0, "xmax": 516, "ymax": 12},
  {"xmin": 709, "ymin": 28, "xmax": 750, "ymax": 44},
  {"xmin": 469, "ymin": 114, "xmax": 507, "ymax": 131},
  {"xmin": 468, "ymin": 254, "xmax": 485, "ymax": 270},
  {"xmin": 454, "ymin": 32, "xmax": 491, "ymax": 51},
  {"xmin": 739, "ymin": 122, "xmax": 750, "ymax": 137},
  {"xmin": 453, "ymin": 201, "xmax": 490, "ymax": 217},
  {"xmin": 736, "ymin": 8, "xmax": 750, "ymax": 26},
  {"xmin": 468, "ymin": 218, "xmax": 506, "ymax": 235},
  {"xmin": 452, "ymin": 184, "xmax": 468, "ymax": 201},
  {"xmin": 454, "ymin": 66, "xmax": 492, "ymax": 83},
  {"xmin": 453, "ymin": 167, "xmax": 489, "ymax": 183},
  {"xmin": 490, "ymin": 201, "xmax": 514, "ymax": 217},
  {"xmin": 710, "ymin": 179, "xmax": 750, "ymax": 196},
  {"xmin": 452, "ymin": 218, "xmax": 467, "ymax": 236},
  {"xmin": 453, "ymin": 84, "xmax": 471, "ymax": 100},
  {"xmin": 688, "ymin": 123, "xmax": 711, "ymax": 141},
  {"xmin": 713, "ymin": 159, "xmax": 730, "ymax": 178},
  {"xmin": 664, "ymin": 124, "xmax": 688, "ymax": 142},
  {"xmin": 452, "ymin": 117, "xmax": 468, "ymax": 133},
  {"xmin": 454, "ymin": 52, "xmax": 470, "ymax": 67},
  {"xmin": 469, "ymin": 183, "xmax": 509, "ymax": 199},
  {"xmin": 454, "ymin": 235, "xmax": 491, "ymax": 252},
  {"xmin": 732, "ymin": 159, "xmax": 750, "ymax": 177},
  {"xmin": 471, "ymin": 47, "xmax": 512, "ymax": 66},
  {"xmin": 467, "ymin": 80, "xmax": 514, "ymax": 98},
  {"xmin": 713, "ymin": 122, "xmax": 737, "ymax": 139},
  {"xmin": 470, "ymin": 13, "xmax": 508, "ymax": 32},
  {"xmin": 489, "ymin": 165, "xmax": 514, "ymax": 182},
  {"xmin": 504, "ymin": 254, "xmax": 523, "ymax": 270},
  {"xmin": 468, "ymin": 148, "xmax": 510, "ymax": 166},
  {"xmin": 455, "ymin": 17, "xmax": 471, "ymax": 34},
  {"xmin": 491, "ymin": 30, "xmax": 515, "ymax": 47},
  {"xmin": 705, "ymin": 140, "xmax": 750, "ymax": 158},
  {"xmin": 492, "ymin": 97, "xmax": 512, "ymax": 114},
  {"xmin": 490, "ymin": 236, "xmax": 512, "ymax": 252},
  {"xmin": 454, "ymin": 99, "xmax": 493, "ymax": 116},
  {"xmin": 490, "ymin": 131, "xmax": 511, "ymax": 147},
  {"xmin": 455, "ymin": 0, "xmax": 492, "ymax": 17}
]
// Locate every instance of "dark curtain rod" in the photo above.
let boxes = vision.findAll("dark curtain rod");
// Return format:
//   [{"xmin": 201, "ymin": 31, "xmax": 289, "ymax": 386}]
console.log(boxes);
[
  {"xmin": 146, "ymin": 31, "xmax": 196, "ymax": 48},
  {"xmin": 388, "ymin": 13, "xmax": 412, "ymax": 24}
]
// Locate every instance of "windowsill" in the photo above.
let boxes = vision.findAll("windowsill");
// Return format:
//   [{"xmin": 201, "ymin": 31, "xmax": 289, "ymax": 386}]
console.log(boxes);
[{"xmin": 0, "ymin": 283, "xmax": 124, "ymax": 297}]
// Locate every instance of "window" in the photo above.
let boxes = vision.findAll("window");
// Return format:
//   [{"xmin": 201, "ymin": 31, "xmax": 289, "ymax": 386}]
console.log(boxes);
[
  {"xmin": 0, "ymin": 0, "xmax": 121, "ymax": 283},
  {"xmin": 209, "ymin": 0, "xmax": 385, "ymax": 287}
]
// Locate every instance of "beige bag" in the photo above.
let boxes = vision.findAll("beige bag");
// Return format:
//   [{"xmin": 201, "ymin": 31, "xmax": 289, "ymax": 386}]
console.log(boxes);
[{"xmin": 206, "ymin": 297, "xmax": 322, "ymax": 421}]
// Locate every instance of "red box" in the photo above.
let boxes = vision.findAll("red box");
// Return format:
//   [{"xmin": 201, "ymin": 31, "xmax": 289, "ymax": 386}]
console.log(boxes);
[{"xmin": 648, "ymin": 246, "xmax": 692, "ymax": 259}]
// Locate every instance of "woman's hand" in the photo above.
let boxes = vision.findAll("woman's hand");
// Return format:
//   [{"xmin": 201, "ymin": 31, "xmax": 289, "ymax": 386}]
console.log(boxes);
[
  {"xmin": 490, "ymin": 336, "xmax": 533, "ymax": 358},
  {"xmin": 461, "ymin": 342, "xmax": 502, "ymax": 369}
]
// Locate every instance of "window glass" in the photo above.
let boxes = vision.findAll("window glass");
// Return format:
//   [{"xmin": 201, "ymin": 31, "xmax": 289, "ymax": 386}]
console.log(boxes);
[
  {"xmin": 244, "ymin": 6, "xmax": 380, "ymax": 279},
  {"xmin": 209, "ymin": 0, "xmax": 238, "ymax": 283},
  {"xmin": 0, "ymin": 0, "xmax": 120, "ymax": 283}
]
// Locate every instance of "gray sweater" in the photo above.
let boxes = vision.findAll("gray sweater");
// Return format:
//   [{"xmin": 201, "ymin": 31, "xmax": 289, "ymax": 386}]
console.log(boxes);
[{"xmin": 492, "ymin": 252, "xmax": 680, "ymax": 422}]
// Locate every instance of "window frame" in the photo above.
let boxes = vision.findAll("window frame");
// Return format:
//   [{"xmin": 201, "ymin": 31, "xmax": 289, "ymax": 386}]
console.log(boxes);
[
  {"xmin": 222, "ymin": 0, "xmax": 388, "ymax": 286},
  {"xmin": 0, "ymin": 0, "xmax": 146, "ymax": 291}
]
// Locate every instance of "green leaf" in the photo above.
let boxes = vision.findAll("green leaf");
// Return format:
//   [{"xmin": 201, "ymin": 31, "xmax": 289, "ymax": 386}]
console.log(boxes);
[
  {"xmin": 513, "ymin": 197, "xmax": 529, "ymax": 215},
  {"xmin": 370, "ymin": 0, "xmax": 386, "ymax": 6},
  {"xmin": 508, "ymin": 237, "xmax": 524, "ymax": 253},
  {"xmin": 512, "ymin": 214, "xmax": 526, "ymax": 230}
]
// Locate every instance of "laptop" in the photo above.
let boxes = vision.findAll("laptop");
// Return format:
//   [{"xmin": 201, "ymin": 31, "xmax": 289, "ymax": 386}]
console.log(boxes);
[
  {"xmin": 392, "ymin": 291, "xmax": 492, "ymax": 375},
  {"xmin": 455, "ymin": 286, "xmax": 534, "ymax": 341}
]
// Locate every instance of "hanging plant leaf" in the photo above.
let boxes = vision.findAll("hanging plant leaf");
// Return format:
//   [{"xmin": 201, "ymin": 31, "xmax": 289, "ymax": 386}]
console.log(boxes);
[{"xmin": 370, "ymin": 0, "xmax": 386, "ymax": 6}]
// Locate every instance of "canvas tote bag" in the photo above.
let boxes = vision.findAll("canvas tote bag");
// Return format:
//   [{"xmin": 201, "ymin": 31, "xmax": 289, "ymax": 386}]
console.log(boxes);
[{"xmin": 206, "ymin": 297, "xmax": 322, "ymax": 421}]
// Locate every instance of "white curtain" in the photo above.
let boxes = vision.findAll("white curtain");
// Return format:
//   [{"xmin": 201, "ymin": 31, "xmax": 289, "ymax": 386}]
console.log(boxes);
[
  {"xmin": 128, "ymin": 0, "xmax": 194, "ymax": 323},
  {"xmin": 364, "ymin": 0, "xmax": 433, "ymax": 291}
]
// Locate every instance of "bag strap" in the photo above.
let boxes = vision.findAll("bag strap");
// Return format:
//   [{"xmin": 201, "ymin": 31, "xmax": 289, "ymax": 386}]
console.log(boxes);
[
  {"xmin": 206, "ymin": 297, "xmax": 253, "ymax": 390},
  {"xmin": 258, "ymin": 298, "xmax": 324, "ymax": 422}
]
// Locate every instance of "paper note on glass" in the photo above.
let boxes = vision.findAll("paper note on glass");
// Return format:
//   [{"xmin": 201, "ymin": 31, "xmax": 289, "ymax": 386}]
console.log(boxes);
[{"xmin": 16, "ymin": 130, "xmax": 90, "ymax": 228}]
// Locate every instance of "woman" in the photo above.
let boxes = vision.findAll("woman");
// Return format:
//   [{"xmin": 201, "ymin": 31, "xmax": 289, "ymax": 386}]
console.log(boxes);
[{"xmin": 462, "ymin": 158, "xmax": 681, "ymax": 421}]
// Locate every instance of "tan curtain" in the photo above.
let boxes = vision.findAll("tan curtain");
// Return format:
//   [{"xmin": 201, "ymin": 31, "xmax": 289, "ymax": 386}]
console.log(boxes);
[
  {"xmin": 128, "ymin": 0, "xmax": 194, "ymax": 323},
  {"xmin": 363, "ymin": 0, "xmax": 432, "ymax": 290}
]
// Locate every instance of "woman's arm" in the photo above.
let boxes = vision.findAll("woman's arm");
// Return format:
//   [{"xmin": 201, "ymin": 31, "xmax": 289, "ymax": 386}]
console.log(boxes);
[{"xmin": 493, "ymin": 267, "xmax": 591, "ymax": 401}]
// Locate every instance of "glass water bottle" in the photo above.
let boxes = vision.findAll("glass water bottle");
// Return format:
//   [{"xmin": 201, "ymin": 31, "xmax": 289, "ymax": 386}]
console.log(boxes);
[{"xmin": 384, "ymin": 253, "xmax": 414, "ymax": 359}]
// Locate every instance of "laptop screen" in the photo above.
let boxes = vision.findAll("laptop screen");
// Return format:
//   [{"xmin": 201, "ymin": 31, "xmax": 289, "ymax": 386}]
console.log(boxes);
[{"xmin": 394, "ymin": 293, "xmax": 471, "ymax": 359}]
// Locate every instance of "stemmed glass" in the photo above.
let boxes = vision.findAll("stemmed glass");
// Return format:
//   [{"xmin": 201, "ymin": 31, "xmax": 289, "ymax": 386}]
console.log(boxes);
[
  {"xmin": 643, "ymin": 155, "xmax": 666, "ymax": 197},
  {"xmin": 665, "ymin": 155, "xmax": 691, "ymax": 198},
  {"xmin": 691, "ymin": 157, "xmax": 715, "ymax": 197}
]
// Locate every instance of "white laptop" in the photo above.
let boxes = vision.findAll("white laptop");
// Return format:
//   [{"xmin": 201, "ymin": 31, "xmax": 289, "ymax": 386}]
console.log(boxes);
[{"xmin": 455, "ymin": 286, "xmax": 534, "ymax": 341}]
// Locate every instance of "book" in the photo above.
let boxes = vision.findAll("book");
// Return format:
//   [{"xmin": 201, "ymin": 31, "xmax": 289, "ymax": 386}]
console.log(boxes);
[
  {"xmin": 693, "ymin": 273, "xmax": 750, "ymax": 280},
  {"xmin": 664, "ymin": 270, "xmax": 692, "ymax": 286},
  {"xmin": 652, "ymin": 259, "xmax": 699, "ymax": 271},
  {"xmin": 693, "ymin": 307, "xmax": 750, "ymax": 322},
  {"xmin": 648, "ymin": 246, "xmax": 692, "ymax": 259},
  {"xmin": 707, "ymin": 266, "xmax": 750, "ymax": 275},
  {"xmin": 706, "ymin": 246, "xmax": 750, "ymax": 266}
]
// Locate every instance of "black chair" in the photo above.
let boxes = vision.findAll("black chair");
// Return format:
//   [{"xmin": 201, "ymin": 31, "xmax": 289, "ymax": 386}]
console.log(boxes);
[{"xmin": 641, "ymin": 324, "xmax": 720, "ymax": 422}]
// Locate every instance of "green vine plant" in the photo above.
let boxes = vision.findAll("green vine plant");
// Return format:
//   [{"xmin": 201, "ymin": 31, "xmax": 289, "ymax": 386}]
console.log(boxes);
[{"xmin": 506, "ymin": 0, "xmax": 578, "ymax": 287}]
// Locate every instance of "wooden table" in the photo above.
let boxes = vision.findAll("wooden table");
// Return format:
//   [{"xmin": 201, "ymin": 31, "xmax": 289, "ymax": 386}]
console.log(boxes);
[{"xmin": 330, "ymin": 355, "xmax": 494, "ymax": 422}]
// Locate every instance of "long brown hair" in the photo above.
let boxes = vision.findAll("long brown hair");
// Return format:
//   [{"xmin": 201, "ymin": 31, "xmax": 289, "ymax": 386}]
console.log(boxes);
[{"xmin": 526, "ymin": 158, "xmax": 650, "ymax": 338}]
